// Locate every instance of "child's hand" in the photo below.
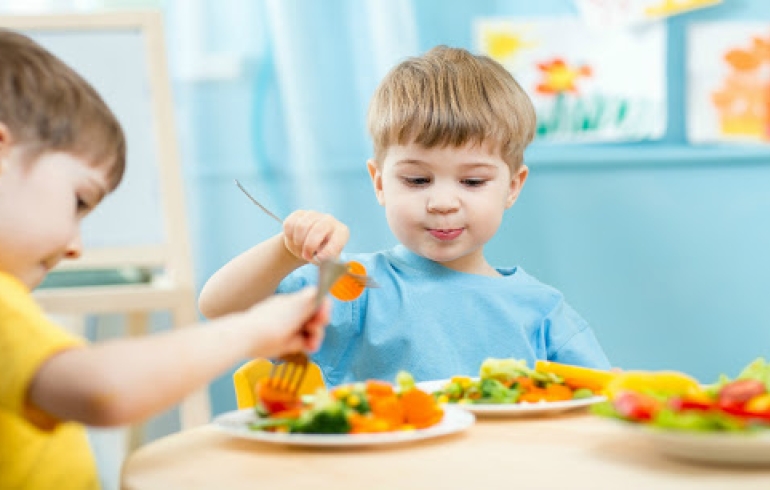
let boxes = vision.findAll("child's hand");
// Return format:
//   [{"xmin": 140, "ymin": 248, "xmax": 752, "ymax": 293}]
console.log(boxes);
[
  {"xmin": 282, "ymin": 210, "xmax": 349, "ymax": 263},
  {"xmin": 243, "ymin": 287, "xmax": 331, "ymax": 359}
]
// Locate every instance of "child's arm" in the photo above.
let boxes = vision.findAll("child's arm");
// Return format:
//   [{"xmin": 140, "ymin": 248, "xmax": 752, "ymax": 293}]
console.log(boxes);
[
  {"xmin": 199, "ymin": 210, "xmax": 349, "ymax": 318},
  {"xmin": 27, "ymin": 287, "xmax": 330, "ymax": 427}
]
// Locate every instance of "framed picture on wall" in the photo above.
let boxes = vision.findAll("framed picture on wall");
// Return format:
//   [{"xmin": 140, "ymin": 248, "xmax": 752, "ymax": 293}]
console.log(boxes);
[
  {"xmin": 686, "ymin": 21, "xmax": 770, "ymax": 144},
  {"xmin": 474, "ymin": 17, "xmax": 667, "ymax": 143}
]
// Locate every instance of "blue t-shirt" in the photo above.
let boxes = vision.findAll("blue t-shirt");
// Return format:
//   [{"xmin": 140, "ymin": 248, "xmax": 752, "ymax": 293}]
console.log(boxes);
[{"xmin": 277, "ymin": 244, "xmax": 610, "ymax": 387}]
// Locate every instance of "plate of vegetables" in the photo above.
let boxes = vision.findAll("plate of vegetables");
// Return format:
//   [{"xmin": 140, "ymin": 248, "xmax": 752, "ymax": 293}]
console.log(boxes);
[
  {"xmin": 593, "ymin": 357, "xmax": 770, "ymax": 465},
  {"xmin": 213, "ymin": 371, "xmax": 475, "ymax": 447},
  {"xmin": 418, "ymin": 358, "xmax": 609, "ymax": 416}
]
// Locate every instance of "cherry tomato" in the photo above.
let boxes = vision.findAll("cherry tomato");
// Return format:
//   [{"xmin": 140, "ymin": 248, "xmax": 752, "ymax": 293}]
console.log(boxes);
[
  {"xmin": 717, "ymin": 379, "xmax": 766, "ymax": 411},
  {"xmin": 613, "ymin": 391, "xmax": 661, "ymax": 421},
  {"xmin": 256, "ymin": 379, "xmax": 302, "ymax": 414}
]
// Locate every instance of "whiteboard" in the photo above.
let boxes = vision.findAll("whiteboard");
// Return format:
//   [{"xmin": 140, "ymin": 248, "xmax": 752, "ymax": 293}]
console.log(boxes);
[
  {"xmin": 0, "ymin": 12, "xmax": 193, "ymax": 275},
  {"xmin": 24, "ymin": 28, "xmax": 165, "ymax": 248}
]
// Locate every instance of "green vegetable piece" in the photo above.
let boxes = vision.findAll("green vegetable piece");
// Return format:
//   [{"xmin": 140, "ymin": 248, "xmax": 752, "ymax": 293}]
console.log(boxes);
[
  {"xmin": 572, "ymin": 388, "xmax": 595, "ymax": 399},
  {"xmin": 479, "ymin": 378, "xmax": 519, "ymax": 403},
  {"xmin": 653, "ymin": 408, "xmax": 747, "ymax": 433},
  {"xmin": 736, "ymin": 357, "xmax": 770, "ymax": 392},
  {"xmin": 479, "ymin": 358, "xmax": 532, "ymax": 383},
  {"xmin": 396, "ymin": 371, "xmax": 416, "ymax": 392}
]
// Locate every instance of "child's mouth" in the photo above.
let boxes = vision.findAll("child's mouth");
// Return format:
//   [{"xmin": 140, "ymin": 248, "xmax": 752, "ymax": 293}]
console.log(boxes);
[{"xmin": 428, "ymin": 228, "xmax": 463, "ymax": 241}]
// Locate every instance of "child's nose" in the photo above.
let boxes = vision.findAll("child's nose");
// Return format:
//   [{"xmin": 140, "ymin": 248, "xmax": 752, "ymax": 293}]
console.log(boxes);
[
  {"xmin": 64, "ymin": 234, "xmax": 83, "ymax": 259},
  {"xmin": 426, "ymin": 188, "xmax": 460, "ymax": 213}
]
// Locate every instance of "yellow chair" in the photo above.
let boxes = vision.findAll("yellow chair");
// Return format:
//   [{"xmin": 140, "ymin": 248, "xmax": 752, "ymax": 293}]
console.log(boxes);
[{"xmin": 233, "ymin": 358, "xmax": 326, "ymax": 409}]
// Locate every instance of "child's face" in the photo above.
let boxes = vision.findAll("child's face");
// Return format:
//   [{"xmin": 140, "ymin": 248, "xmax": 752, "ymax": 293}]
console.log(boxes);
[
  {"xmin": 0, "ymin": 150, "xmax": 109, "ymax": 289},
  {"xmin": 367, "ymin": 141, "xmax": 527, "ymax": 274}
]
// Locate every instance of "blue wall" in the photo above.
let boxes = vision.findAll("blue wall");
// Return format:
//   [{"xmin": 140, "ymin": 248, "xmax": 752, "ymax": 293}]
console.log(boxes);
[{"xmin": 178, "ymin": 0, "xmax": 770, "ymax": 416}]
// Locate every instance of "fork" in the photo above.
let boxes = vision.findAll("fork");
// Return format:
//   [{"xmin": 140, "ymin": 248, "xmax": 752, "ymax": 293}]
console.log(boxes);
[
  {"xmin": 234, "ymin": 179, "xmax": 379, "ymax": 289},
  {"xmin": 265, "ymin": 259, "xmax": 348, "ymax": 396}
]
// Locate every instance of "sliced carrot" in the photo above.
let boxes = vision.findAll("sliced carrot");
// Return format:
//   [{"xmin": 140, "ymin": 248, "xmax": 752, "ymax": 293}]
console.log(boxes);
[
  {"xmin": 330, "ymin": 261, "xmax": 367, "ymax": 301},
  {"xmin": 369, "ymin": 395, "xmax": 404, "ymax": 428},
  {"xmin": 365, "ymin": 379, "xmax": 395, "ymax": 397},
  {"xmin": 514, "ymin": 376, "xmax": 536, "ymax": 391},
  {"xmin": 543, "ymin": 384, "xmax": 573, "ymax": 402},
  {"xmin": 349, "ymin": 413, "xmax": 392, "ymax": 433},
  {"xmin": 400, "ymin": 388, "xmax": 444, "ymax": 429},
  {"xmin": 519, "ymin": 387, "xmax": 548, "ymax": 403}
]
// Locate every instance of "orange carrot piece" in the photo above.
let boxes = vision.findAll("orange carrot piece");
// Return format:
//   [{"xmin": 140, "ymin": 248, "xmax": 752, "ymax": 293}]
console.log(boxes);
[
  {"xmin": 514, "ymin": 376, "xmax": 536, "ymax": 391},
  {"xmin": 400, "ymin": 389, "xmax": 444, "ymax": 429},
  {"xmin": 370, "ymin": 395, "xmax": 405, "ymax": 427},
  {"xmin": 349, "ymin": 413, "xmax": 391, "ymax": 433},
  {"xmin": 366, "ymin": 380, "xmax": 395, "ymax": 397},
  {"xmin": 543, "ymin": 384, "xmax": 573, "ymax": 402},
  {"xmin": 330, "ymin": 260, "xmax": 367, "ymax": 301}
]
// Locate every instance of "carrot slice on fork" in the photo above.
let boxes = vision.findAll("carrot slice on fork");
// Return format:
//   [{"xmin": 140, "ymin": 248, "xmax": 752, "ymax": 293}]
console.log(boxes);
[{"xmin": 330, "ymin": 260, "xmax": 367, "ymax": 301}]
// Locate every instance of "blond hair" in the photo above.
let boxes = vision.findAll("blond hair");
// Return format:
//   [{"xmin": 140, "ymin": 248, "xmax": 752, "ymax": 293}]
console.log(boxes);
[
  {"xmin": 0, "ymin": 29, "xmax": 125, "ymax": 189},
  {"xmin": 367, "ymin": 45, "xmax": 536, "ymax": 170}
]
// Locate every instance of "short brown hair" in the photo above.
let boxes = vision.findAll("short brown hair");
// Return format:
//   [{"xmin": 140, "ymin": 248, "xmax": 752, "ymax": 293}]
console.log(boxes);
[
  {"xmin": 367, "ymin": 45, "xmax": 536, "ymax": 170},
  {"xmin": 0, "ymin": 28, "xmax": 126, "ymax": 189}
]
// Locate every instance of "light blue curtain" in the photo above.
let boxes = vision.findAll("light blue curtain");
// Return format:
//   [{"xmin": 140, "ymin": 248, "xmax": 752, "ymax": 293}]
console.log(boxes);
[{"xmin": 164, "ymin": 0, "xmax": 424, "ymax": 286}]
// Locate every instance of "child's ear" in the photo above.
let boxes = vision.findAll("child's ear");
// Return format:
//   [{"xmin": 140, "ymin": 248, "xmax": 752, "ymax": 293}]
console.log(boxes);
[
  {"xmin": 367, "ymin": 159, "xmax": 385, "ymax": 205},
  {"xmin": 505, "ymin": 164, "xmax": 529, "ymax": 208},
  {"xmin": 0, "ymin": 123, "xmax": 10, "ymax": 174}
]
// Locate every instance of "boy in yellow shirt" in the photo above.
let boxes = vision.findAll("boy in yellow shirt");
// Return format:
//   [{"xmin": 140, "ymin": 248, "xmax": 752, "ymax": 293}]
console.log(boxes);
[{"xmin": 0, "ymin": 29, "xmax": 331, "ymax": 490}]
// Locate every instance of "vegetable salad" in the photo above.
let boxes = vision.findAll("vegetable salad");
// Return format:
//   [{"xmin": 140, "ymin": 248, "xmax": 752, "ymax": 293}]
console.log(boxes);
[
  {"xmin": 432, "ymin": 358, "xmax": 601, "ymax": 405},
  {"xmin": 250, "ymin": 372, "xmax": 444, "ymax": 434},
  {"xmin": 593, "ymin": 357, "xmax": 770, "ymax": 433}
]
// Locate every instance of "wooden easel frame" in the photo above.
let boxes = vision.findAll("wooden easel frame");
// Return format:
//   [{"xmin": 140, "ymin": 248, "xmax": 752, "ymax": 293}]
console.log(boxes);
[{"xmin": 1, "ymin": 11, "xmax": 210, "ymax": 441}]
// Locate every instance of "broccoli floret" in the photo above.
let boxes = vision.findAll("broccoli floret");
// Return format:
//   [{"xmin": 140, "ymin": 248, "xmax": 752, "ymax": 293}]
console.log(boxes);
[
  {"xmin": 291, "ymin": 404, "xmax": 351, "ymax": 434},
  {"xmin": 437, "ymin": 381, "xmax": 465, "ymax": 401},
  {"xmin": 286, "ymin": 390, "xmax": 351, "ymax": 434},
  {"xmin": 478, "ymin": 378, "xmax": 520, "ymax": 404}
]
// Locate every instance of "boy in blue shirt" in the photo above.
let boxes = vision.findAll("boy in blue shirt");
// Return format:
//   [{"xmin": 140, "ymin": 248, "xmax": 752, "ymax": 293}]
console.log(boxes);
[{"xmin": 200, "ymin": 45, "xmax": 610, "ymax": 386}]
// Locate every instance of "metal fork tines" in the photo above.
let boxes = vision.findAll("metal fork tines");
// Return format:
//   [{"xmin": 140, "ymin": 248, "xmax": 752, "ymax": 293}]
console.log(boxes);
[
  {"xmin": 345, "ymin": 272, "xmax": 380, "ymax": 289},
  {"xmin": 267, "ymin": 260, "xmax": 348, "ymax": 395},
  {"xmin": 267, "ymin": 352, "xmax": 309, "ymax": 395}
]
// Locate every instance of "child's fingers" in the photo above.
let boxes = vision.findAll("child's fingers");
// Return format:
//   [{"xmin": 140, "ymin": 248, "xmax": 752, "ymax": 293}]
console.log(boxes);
[
  {"xmin": 315, "ymin": 226, "xmax": 349, "ymax": 262},
  {"xmin": 316, "ymin": 222, "xmax": 350, "ymax": 260},
  {"xmin": 303, "ymin": 216, "xmax": 348, "ymax": 262},
  {"xmin": 282, "ymin": 211, "xmax": 314, "ymax": 259},
  {"xmin": 300, "ymin": 296, "xmax": 330, "ymax": 351}
]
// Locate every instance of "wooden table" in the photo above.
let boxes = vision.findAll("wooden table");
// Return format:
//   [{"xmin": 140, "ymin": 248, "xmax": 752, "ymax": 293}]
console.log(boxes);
[{"xmin": 121, "ymin": 412, "xmax": 770, "ymax": 489}]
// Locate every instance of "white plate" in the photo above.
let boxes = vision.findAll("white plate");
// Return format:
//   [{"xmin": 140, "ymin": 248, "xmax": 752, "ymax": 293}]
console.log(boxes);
[
  {"xmin": 212, "ymin": 405, "xmax": 475, "ymax": 447},
  {"xmin": 417, "ymin": 379, "xmax": 606, "ymax": 416},
  {"xmin": 629, "ymin": 424, "xmax": 770, "ymax": 466}
]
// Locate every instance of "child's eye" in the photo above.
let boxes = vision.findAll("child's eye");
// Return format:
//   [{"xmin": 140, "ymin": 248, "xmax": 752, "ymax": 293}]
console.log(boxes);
[
  {"xmin": 461, "ymin": 178, "xmax": 487, "ymax": 187},
  {"xmin": 402, "ymin": 176, "xmax": 431, "ymax": 187}
]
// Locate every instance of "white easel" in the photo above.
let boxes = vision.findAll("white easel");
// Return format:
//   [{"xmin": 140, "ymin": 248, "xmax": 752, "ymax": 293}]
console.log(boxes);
[{"xmin": 0, "ymin": 11, "xmax": 210, "ymax": 447}]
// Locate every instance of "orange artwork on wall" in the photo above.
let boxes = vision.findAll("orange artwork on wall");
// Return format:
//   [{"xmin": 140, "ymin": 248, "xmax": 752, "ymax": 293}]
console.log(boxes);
[{"xmin": 687, "ymin": 22, "xmax": 770, "ymax": 144}]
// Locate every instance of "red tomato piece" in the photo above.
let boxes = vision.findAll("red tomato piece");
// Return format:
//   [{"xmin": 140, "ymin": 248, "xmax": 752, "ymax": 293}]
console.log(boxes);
[
  {"xmin": 668, "ymin": 396, "xmax": 715, "ymax": 412},
  {"xmin": 613, "ymin": 391, "xmax": 661, "ymax": 421},
  {"xmin": 256, "ymin": 379, "xmax": 302, "ymax": 414},
  {"xmin": 717, "ymin": 379, "xmax": 766, "ymax": 411}
]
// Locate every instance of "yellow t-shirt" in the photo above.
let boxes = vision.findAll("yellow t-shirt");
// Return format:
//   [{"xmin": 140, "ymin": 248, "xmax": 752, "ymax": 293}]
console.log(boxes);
[{"xmin": 0, "ymin": 272, "xmax": 98, "ymax": 490}]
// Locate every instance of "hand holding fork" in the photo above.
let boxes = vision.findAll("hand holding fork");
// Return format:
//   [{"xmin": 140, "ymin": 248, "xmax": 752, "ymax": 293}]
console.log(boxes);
[
  {"xmin": 235, "ymin": 180, "xmax": 378, "ymax": 291},
  {"xmin": 235, "ymin": 180, "xmax": 378, "ymax": 396}
]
